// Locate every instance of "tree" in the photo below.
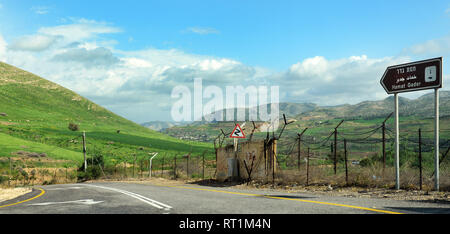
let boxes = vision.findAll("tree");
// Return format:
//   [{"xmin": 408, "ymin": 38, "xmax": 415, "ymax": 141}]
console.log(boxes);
[{"xmin": 68, "ymin": 123, "xmax": 79, "ymax": 131}]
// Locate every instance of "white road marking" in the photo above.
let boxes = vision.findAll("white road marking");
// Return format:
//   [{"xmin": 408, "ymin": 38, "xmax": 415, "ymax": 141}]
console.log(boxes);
[
  {"xmin": 45, "ymin": 187, "xmax": 83, "ymax": 191},
  {"xmin": 30, "ymin": 199, "xmax": 104, "ymax": 206},
  {"xmin": 84, "ymin": 184, "xmax": 172, "ymax": 211}
]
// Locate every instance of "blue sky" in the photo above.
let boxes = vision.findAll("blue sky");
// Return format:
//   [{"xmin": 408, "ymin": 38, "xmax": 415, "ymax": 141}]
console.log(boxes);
[{"xmin": 0, "ymin": 0, "xmax": 449, "ymax": 122}]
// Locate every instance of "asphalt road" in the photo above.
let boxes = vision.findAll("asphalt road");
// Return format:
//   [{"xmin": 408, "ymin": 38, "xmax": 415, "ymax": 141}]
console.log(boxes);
[{"xmin": 1, "ymin": 182, "xmax": 449, "ymax": 214}]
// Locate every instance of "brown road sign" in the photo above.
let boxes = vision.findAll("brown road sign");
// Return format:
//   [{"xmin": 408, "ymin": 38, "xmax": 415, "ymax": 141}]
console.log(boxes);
[{"xmin": 380, "ymin": 57, "xmax": 442, "ymax": 94}]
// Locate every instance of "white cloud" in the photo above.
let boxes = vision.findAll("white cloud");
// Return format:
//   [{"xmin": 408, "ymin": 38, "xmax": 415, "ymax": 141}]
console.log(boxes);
[
  {"xmin": 51, "ymin": 47, "xmax": 120, "ymax": 68},
  {"xmin": 280, "ymin": 55, "xmax": 411, "ymax": 106},
  {"xmin": 8, "ymin": 34, "xmax": 57, "ymax": 51},
  {"xmin": 38, "ymin": 18, "xmax": 121, "ymax": 42},
  {"xmin": 0, "ymin": 35, "xmax": 7, "ymax": 60},
  {"xmin": 186, "ymin": 27, "xmax": 220, "ymax": 35},
  {"xmin": 31, "ymin": 6, "xmax": 49, "ymax": 15},
  {"xmin": 1, "ymin": 18, "xmax": 448, "ymax": 122},
  {"xmin": 121, "ymin": 57, "xmax": 152, "ymax": 68},
  {"xmin": 402, "ymin": 36, "xmax": 450, "ymax": 56}
]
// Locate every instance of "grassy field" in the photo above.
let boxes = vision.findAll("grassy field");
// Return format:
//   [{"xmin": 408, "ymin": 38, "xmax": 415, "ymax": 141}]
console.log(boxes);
[{"xmin": 0, "ymin": 62, "xmax": 214, "ymax": 177}]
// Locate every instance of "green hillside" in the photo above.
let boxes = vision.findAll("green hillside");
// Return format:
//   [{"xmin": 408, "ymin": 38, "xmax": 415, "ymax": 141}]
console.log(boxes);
[{"xmin": 0, "ymin": 62, "xmax": 214, "ymax": 170}]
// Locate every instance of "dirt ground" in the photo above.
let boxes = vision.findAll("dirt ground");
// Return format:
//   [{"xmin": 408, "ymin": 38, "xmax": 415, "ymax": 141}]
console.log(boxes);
[{"xmin": 0, "ymin": 187, "xmax": 32, "ymax": 203}]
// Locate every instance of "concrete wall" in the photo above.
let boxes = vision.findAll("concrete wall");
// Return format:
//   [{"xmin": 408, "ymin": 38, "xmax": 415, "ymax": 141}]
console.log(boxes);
[{"xmin": 216, "ymin": 139, "xmax": 277, "ymax": 182}]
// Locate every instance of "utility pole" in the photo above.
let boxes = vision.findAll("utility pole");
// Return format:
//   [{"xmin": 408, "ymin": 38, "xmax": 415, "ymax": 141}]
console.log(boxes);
[
  {"xmin": 297, "ymin": 128, "xmax": 308, "ymax": 170},
  {"xmin": 382, "ymin": 112, "xmax": 393, "ymax": 171},
  {"xmin": 82, "ymin": 131, "xmax": 87, "ymax": 172},
  {"xmin": 333, "ymin": 120, "xmax": 344, "ymax": 175}
]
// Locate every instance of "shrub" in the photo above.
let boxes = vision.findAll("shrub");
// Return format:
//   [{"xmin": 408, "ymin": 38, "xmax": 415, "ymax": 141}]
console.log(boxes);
[
  {"xmin": 77, "ymin": 151, "xmax": 104, "ymax": 181},
  {"xmin": 0, "ymin": 175, "xmax": 8, "ymax": 184},
  {"xmin": 77, "ymin": 166, "xmax": 101, "ymax": 182},
  {"xmin": 68, "ymin": 123, "xmax": 79, "ymax": 131}
]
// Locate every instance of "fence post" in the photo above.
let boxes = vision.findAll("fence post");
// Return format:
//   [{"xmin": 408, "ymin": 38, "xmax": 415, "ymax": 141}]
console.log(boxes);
[
  {"xmin": 344, "ymin": 139, "xmax": 348, "ymax": 186},
  {"xmin": 202, "ymin": 152, "xmax": 205, "ymax": 180},
  {"xmin": 297, "ymin": 128, "xmax": 308, "ymax": 171},
  {"xmin": 133, "ymin": 154, "xmax": 136, "ymax": 178},
  {"xmin": 124, "ymin": 161, "xmax": 127, "ymax": 178},
  {"xmin": 8, "ymin": 156, "xmax": 11, "ymax": 187},
  {"xmin": 382, "ymin": 122, "xmax": 386, "ymax": 171},
  {"xmin": 334, "ymin": 129, "xmax": 337, "ymax": 174},
  {"xmin": 297, "ymin": 136, "xmax": 301, "ymax": 170},
  {"xmin": 174, "ymin": 156, "xmax": 177, "ymax": 179},
  {"xmin": 382, "ymin": 112, "xmax": 393, "ymax": 173},
  {"xmin": 162, "ymin": 155, "xmax": 165, "ymax": 178},
  {"xmin": 151, "ymin": 159, "xmax": 154, "ymax": 178},
  {"xmin": 140, "ymin": 160, "xmax": 143, "ymax": 178},
  {"xmin": 333, "ymin": 120, "xmax": 344, "ymax": 175},
  {"xmin": 82, "ymin": 131, "xmax": 87, "ymax": 172},
  {"xmin": 148, "ymin": 157, "xmax": 152, "ymax": 178},
  {"xmin": 419, "ymin": 128, "xmax": 422, "ymax": 190},
  {"xmin": 186, "ymin": 155, "xmax": 189, "ymax": 178},
  {"xmin": 273, "ymin": 139, "xmax": 277, "ymax": 184},
  {"xmin": 306, "ymin": 147, "xmax": 310, "ymax": 186}
]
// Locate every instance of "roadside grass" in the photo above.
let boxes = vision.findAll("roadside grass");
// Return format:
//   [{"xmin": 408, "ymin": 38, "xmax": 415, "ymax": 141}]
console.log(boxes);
[{"xmin": 0, "ymin": 133, "xmax": 82, "ymax": 164}]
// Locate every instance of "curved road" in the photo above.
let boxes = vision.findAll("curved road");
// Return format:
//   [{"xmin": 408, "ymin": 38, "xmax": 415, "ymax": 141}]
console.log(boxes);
[{"xmin": 1, "ymin": 182, "xmax": 449, "ymax": 214}]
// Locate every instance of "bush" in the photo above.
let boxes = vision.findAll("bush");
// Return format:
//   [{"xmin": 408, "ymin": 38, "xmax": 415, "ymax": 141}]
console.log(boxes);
[
  {"xmin": 77, "ymin": 151, "xmax": 104, "ymax": 181},
  {"xmin": 0, "ymin": 175, "xmax": 8, "ymax": 184},
  {"xmin": 77, "ymin": 166, "xmax": 101, "ymax": 181},
  {"xmin": 68, "ymin": 123, "xmax": 79, "ymax": 131}
]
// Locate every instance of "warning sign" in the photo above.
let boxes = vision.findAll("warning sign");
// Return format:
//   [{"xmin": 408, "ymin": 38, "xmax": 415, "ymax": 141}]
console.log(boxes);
[{"xmin": 230, "ymin": 124, "xmax": 246, "ymax": 139}]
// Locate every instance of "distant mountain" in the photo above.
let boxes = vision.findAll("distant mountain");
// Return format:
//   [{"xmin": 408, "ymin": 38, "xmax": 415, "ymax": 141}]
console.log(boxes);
[
  {"xmin": 200, "ymin": 102, "xmax": 317, "ymax": 122},
  {"xmin": 161, "ymin": 91, "xmax": 450, "ymax": 143},
  {"xmin": 200, "ymin": 91, "xmax": 450, "ymax": 122},
  {"xmin": 300, "ymin": 91, "xmax": 450, "ymax": 120},
  {"xmin": 141, "ymin": 121, "xmax": 189, "ymax": 131}
]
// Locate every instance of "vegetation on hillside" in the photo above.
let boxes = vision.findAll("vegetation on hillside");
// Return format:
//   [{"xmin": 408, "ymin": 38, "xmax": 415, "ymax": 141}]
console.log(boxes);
[{"xmin": 0, "ymin": 62, "xmax": 214, "ymax": 178}]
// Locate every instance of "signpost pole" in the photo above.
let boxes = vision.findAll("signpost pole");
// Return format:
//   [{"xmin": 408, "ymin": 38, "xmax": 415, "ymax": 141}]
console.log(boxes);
[
  {"xmin": 380, "ymin": 57, "xmax": 442, "ymax": 191},
  {"xmin": 434, "ymin": 88, "xmax": 440, "ymax": 191},
  {"xmin": 394, "ymin": 93, "xmax": 400, "ymax": 190}
]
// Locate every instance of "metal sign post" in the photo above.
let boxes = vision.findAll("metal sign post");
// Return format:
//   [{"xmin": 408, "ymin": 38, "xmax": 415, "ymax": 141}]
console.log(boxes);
[
  {"xmin": 229, "ymin": 123, "xmax": 246, "ymax": 181},
  {"xmin": 149, "ymin": 152, "xmax": 159, "ymax": 178},
  {"xmin": 381, "ymin": 57, "xmax": 442, "ymax": 191},
  {"xmin": 434, "ymin": 88, "xmax": 440, "ymax": 191},
  {"xmin": 394, "ymin": 93, "xmax": 400, "ymax": 190}
]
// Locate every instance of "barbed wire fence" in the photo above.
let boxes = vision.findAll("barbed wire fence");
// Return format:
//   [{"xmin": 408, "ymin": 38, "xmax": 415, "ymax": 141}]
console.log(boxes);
[
  {"xmin": 1, "ymin": 115, "xmax": 449, "ymax": 191},
  {"xmin": 274, "ymin": 114, "xmax": 450, "ymax": 191}
]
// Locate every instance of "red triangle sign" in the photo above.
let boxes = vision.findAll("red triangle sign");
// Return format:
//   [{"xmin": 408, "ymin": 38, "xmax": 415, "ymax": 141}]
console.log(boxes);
[{"xmin": 230, "ymin": 124, "xmax": 246, "ymax": 139}]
